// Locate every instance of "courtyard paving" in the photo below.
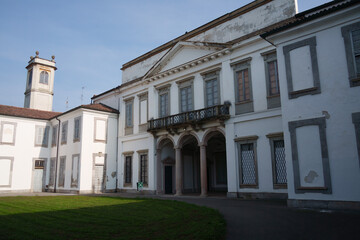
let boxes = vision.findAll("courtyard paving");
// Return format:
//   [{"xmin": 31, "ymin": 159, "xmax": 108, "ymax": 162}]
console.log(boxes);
[{"xmin": 1, "ymin": 192, "xmax": 359, "ymax": 239}]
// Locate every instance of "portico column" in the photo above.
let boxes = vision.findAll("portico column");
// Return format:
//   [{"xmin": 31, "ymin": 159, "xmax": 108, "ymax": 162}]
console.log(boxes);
[
  {"xmin": 156, "ymin": 148, "xmax": 162, "ymax": 194},
  {"xmin": 200, "ymin": 143, "xmax": 208, "ymax": 197},
  {"xmin": 175, "ymin": 147, "xmax": 182, "ymax": 196}
]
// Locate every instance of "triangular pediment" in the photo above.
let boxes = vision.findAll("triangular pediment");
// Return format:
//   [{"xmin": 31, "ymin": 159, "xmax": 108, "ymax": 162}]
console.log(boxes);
[{"xmin": 144, "ymin": 41, "xmax": 229, "ymax": 79}]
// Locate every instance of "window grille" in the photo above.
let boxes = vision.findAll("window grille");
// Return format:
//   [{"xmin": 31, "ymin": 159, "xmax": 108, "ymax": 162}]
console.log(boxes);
[
  {"xmin": 239, "ymin": 143, "xmax": 257, "ymax": 186},
  {"xmin": 35, "ymin": 160, "xmax": 45, "ymax": 169},
  {"xmin": 273, "ymin": 140, "xmax": 287, "ymax": 184},
  {"xmin": 125, "ymin": 156, "xmax": 132, "ymax": 184},
  {"xmin": 140, "ymin": 154, "xmax": 148, "ymax": 184}
]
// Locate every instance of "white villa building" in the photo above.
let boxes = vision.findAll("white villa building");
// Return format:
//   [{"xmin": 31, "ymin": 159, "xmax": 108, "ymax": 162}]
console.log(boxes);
[{"xmin": 1, "ymin": 0, "xmax": 359, "ymax": 210}]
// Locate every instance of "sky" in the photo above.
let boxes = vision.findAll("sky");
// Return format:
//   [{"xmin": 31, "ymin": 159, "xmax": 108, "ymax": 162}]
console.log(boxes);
[{"xmin": 0, "ymin": 0, "xmax": 331, "ymax": 112}]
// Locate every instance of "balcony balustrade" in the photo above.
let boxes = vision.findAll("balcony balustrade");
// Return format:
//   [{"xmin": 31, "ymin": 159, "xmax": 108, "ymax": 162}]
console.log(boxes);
[{"xmin": 148, "ymin": 104, "xmax": 230, "ymax": 132}]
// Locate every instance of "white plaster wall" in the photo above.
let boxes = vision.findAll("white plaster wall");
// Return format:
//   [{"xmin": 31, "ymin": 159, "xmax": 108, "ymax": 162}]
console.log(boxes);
[
  {"xmin": 0, "ymin": 116, "xmax": 51, "ymax": 192},
  {"xmin": 272, "ymin": 9, "xmax": 360, "ymax": 201},
  {"xmin": 122, "ymin": 50, "xmax": 167, "ymax": 83},
  {"xmin": 79, "ymin": 111, "xmax": 118, "ymax": 193},
  {"xmin": 189, "ymin": 0, "xmax": 296, "ymax": 43}
]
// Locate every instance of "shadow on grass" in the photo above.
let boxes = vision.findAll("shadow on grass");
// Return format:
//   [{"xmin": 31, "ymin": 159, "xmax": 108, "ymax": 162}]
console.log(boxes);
[{"xmin": 0, "ymin": 197, "xmax": 225, "ymax": 240}]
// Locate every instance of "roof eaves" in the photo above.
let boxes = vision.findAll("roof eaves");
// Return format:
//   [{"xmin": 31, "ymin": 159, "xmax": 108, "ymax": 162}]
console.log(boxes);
[{"xmin": 261, "ymin": 0, "xmax": 359, "ymax": 38}]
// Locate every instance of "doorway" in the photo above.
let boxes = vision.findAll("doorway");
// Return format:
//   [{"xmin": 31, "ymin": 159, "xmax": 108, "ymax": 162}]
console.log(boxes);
[
  {"xmin": 93, "ymin": 165, "xmax": 105, "ymax": 193},
  {"xmin": 165, "ymin": 166, "xmax": 173, "ymax": 194},
  {"xmin": 33, "ymin": 159, "xmax": 45, "ymax": 192}
]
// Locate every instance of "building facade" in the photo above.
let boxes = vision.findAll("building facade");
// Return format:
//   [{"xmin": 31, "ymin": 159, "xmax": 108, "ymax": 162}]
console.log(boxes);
[{"xmin": 1, "ymin": 0, "xmax": 359, "ymax": 209}]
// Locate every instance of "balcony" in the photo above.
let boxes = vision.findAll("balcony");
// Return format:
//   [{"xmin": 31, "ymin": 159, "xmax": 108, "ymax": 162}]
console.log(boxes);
[{"xmin": 148, "ymin": 104, "xmax": 230, "ymax": 133}]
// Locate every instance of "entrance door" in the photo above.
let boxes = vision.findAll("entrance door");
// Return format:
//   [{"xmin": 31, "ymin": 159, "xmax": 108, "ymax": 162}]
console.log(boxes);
[
  {"xmin": 33, "ymin": 160, "xmax": 45, "ymax": 192},
  {"xmin": 165, "ymin": 166, "xmax": 172, "ymax": 194},
  {"xmin": 93, "ymin": 165, "xmax": 104, "ymax": 193}
]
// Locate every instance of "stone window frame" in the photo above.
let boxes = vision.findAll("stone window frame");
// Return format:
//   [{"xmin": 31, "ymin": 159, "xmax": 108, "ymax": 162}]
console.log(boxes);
[
  {"xmin": 58, "ymin": 156, "xmax": 66, "ymax": 188},
  {"xmin": 71, "ymin": 154, "xmax": 80, "ymax": 188},
  {"xmin": 341, "ymin": 21, "xmax": 360, "ymax": 87},
  {"xmin": 201, "ymin": 68, "xmax": 221, "ymax": 108},
  {"xmin": 48, "ymin": 157, "xmax": 56, "ymax": 188},
  {"xmin": 0, "ymin": 156, "xmax": 14, "ymax": 187},
  {"xmin": 73, "ymin": 116, "xmax": 81, "ymax": 143},
  {"xmin": 51, "ymin": 124, "xmax": 58, "ymax": 147},
  {"xmin": 288, "ymin": 117, "xmax": 332, "ymax": 194},
  {"xmin": 0, "ymin": 121, "xmax": 17, "ymax": 145},
  {"xmin": 231, "ymin": 57, "xmax": 254, "ymax": 115},
  {"xmin": 176, "ymin": 77, "xmax": 194, "ymax": 113},
  {"xmin": 34, "ymin": 125, "xmax": 50, "ymax": 147},
  {"xmin": 94, "ymin": 117, "xmax": 108, "ymax": 143},
  {"xmin": 61, "ymin": 121, "xmax": 68, "ymax": 145},
  {"xmin": 261, "ymin": 50, "xmax": 281, "ymax": 109},
  {"xmin": 124, "ymin": 97, "xmax": 134, "ymax": 135},
  {"xmin": 266, "ymin": 132, "xmax": 287, "ymax": 189},
  {"xmin": 234, "ymin": 135, "xmax": 259, "ymax": 189},
  {"xmin": 123, "ymin": 151, "xmax": 133, "ymax": 187},
  {"xmin": 137, "ymin": 150, "xmax": 149, "ymax": 187},
  {"xmin": 283, "ymin": 36, "xmax": 321, "ymax": 99},
  {"xmin": 353, "ymin": 112, "xmax": 360, "ymax": 165},
  {"xmin": 157, "ymin": 84, "xmax": 171, "ymax": 118},
  {"xmin": 39, "ymin": 70, "xmax": 49, "ymax": 85},
  {"xmin": 138, "ymin": 92, "xmax": 148, "ymax": 133}
]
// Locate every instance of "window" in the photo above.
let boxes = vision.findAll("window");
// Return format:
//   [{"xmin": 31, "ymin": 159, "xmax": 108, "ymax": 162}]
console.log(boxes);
[
  {"xmin": 61, "ymin": 121, "xmax": 68, "ymax": 145},
  {"xmin": 235, "ymin": 136, "xmax": 258, "ymax": 188},
  {"xmin": 180, "ymin": 84, "xmax": 193, "ymax": 112},
  {"xmin": 28, "ymin": 69, "xmax": 33, "ymax": 87},
  {"xmin": 202, "ymin": 70, "xmax": 220, "ymax": 107},
  {"xmin": 0, "ymin": 121, "xmax": 17, "ymax": 145},
  {"xmin": 51, "ymin": 125, "xmax": 58, "ymax": 147},
  {"xmin": 158, "ymin": 85, "xmax": 171, "ymax": 118},
  {"xmin": 39, "ymin": 71, "xmax": 49, "ymax": 84},
  {"xmin": 48, "ymin": 158, "xmax": 56, "ymax": 187},
  {"xmin": 124, "ymin": 154, "xmax": 132, "ymax": 187},
  {"xmin": 73, "ymin": 117, "xmax": 81, "ymax": 142},
  {"xmin": 341, "ymin": 21, "xmax": 360, "ymax": 87},
  {"xmin": 71, "ymin": 154, "xmax": 80, "ymax": 188},
  {"xmin": 58, "ymin": 156, "xmax": 66, "ymax": 188},
  {"xmin": 231, "ymin": 58, "xmax": 254, "ymax": 114},
  {"xmin": 262, "ymin": 51, "xmax": 281, "ymax": 109},
  {"xmin": 125, "ymin": 99, "xmax": 134, "ymax": 135},
  {"xmin": 283, "ymin": 37, "xmax": 321, "ymax": 98},
  {"xmin": 267, "ymin": 133, "xmax": 287, "ymax": 188},
  {"xmin": 138, "ymin": 93, "xmax": 148, "ymax": 132},
  {"xmin": 0, "ymin": 157, "xmax": 14, "ymax": 187},
  {"xmin": 353, "ymin": 112, "xmax": 360, "ymax": 165},
  {"xmin": 288, "ymin": 117, "xmax": 331, "ymax": 194},
  {"xmin": 94, "ymin": 118, "xmax": 107, "ymax": 142},
  {"xmin": 35, "ymin": 126, "xmax": 49, "ymax": 147},
  {"xmin": 138, "ymin": 151, "xmax": 148, "ymax": 187}
]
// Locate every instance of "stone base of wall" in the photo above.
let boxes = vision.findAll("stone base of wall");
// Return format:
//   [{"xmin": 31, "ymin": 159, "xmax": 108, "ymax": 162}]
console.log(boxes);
[
  {"xmin": 227, "ymin": 192, "xmax": 288, "ymax": 200},
  {"xmin": 0, "ymin": 189, "xmax": 31, "ymax": 193},
  {"xmin": 288, "ymin": 199, "xmax": 360, "ymax": 210},
  {"xmin": 118, "ymin": 188, "xmax": 156, "ymax": 195},
  {"xmin": 55, "ymin": 189, "xmax": 79, "ymax": 194}
]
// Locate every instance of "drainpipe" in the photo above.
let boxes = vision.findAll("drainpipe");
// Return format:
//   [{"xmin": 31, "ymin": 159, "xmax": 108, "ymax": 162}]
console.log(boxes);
[
  {"xmin": 115, "ymin": 98, "xmax": 120, "ymax": 192},
  {"xmin": 54, "ymin": 116, "xmax": 61, "ymax": 193}
]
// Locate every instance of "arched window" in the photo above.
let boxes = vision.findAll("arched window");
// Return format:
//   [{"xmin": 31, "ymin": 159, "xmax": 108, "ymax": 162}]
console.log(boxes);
[
  {"xmin": 28, "ymin": 69, "xmax": 33, "ymax": 86},
  {"xmin": 39, "ymin": 71, "xmax": 49, "ymax": 85}
]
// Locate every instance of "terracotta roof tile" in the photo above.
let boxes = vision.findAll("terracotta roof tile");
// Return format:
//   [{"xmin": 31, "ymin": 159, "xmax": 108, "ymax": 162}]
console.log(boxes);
[
  {"xmin": 80, "ymin": 103, "xmax": 119, "ymax": 113},
  {"xmin": 0, "ymin": 105, "xmax": 61, "ymax": 120}
]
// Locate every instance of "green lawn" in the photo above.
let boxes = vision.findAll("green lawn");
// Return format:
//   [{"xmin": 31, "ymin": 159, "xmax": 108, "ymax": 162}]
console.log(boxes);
[{"xmin": 0, "ymin": 196, "xmax": 225, "ymax": 240}]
